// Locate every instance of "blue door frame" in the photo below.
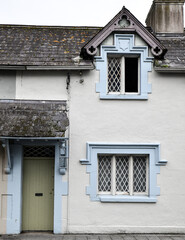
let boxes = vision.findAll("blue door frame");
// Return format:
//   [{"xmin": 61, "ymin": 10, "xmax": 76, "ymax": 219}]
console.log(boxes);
[{"xmin": 2, "ymin": 138, "xmax": 68, "ymax": 234}]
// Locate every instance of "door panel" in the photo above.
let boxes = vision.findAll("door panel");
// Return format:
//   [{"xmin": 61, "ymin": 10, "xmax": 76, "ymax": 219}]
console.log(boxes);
[{"xmin": 22, "ymin": 157, "xmax": 54, "ymax": 231}]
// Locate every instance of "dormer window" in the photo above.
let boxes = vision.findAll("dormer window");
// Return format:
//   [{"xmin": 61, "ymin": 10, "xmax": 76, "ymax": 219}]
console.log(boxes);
[
  {"xmin": 95, "ymin": 34, "xmax": 153, "ymax": 100},
  {"xmin": 107, "ymin": 55, "xmax": 139, "ymax": 94}
]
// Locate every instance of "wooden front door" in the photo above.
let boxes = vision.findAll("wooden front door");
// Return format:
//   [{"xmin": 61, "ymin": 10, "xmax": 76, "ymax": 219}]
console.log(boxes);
[{"xmin": 22, "ymin": 157, "xmax": 54, "ymax": 231}]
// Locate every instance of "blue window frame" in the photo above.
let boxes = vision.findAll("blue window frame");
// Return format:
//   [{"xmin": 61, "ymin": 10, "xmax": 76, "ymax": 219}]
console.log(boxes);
[
  {"xmin": 80, "ymin": 143, "xmax": 167, "ymax": 203},
  {"xmin": 95, "ymin": 34, "xmax": 153, "ymax": 100}
]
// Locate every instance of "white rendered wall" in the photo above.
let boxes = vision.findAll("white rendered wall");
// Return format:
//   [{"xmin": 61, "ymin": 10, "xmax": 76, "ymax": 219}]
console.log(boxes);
[
  {"xmin": 15, "ymin": 70, "xmax": 68, "ymax": 100},
  {"xmin": 0, "ymin": 35, "xmax": 184, "ymax": 233},
  {"xmin": 0, "ymin": 67, "xmax": 184, "ymax": 233},
  {"xmin": 11, "ymin": 61, "xmax": 185, "ymax": 234},
  {"xmin": 0, "ymin": 71, "xmax": 16, "ymax": 99},
  {"xmin": 67, "ymin": 68, "xmax": 185, "ymax": 233}
]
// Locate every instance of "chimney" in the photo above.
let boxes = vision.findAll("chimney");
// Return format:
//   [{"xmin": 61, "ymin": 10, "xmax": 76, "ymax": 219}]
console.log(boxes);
[{"xmin": 146, "ymin": 0, "xmax": 185, "ymax": 35}]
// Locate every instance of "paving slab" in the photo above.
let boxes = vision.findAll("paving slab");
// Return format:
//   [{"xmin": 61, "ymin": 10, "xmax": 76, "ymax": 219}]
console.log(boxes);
[
  {"xmin": 121, "ymin": 236, "xmax": 136, "ymax": 240},
  {"xmin": 110, "ymin": 235, "xmax": 124, "ymax": 240},
  {"xmin": 158, "ymin": 236, "xmax": 173, "ymax": 240},
  {"xmin": 123, "ymin": 234, "xmax": 136, "ymax": 240},
  {"xmin": 76, "ymin": 235, "xmax": 88, "ymax": 240},
  {"xmin": 134, "ymin": 236, "xmax": 148, "ymax": 240},
  {"xmin": 146, "ymin": 236, "xmax": 161, "ymax": 240},
  {"xmin": 99, "ymin": 235, "xmax": 112, "ymax": 240},
  {"xmin": 63, "ymin": 235, "xmax": 76, "ymax": 240},
  {"xmin": 87, "ymin": 236, "xmax": 100, "ymax": 240},
  {"xmin": 171, "ymin": 238, "xmax": 185, "ymax": 240},
  {"xmin": 0, "ymin": 234, "xmax": 185, "ymax": 240}
]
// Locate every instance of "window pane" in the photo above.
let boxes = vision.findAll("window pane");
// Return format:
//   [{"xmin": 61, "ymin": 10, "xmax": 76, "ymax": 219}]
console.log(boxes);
[
  {"xmin": 133, "ymin": 156, "xmax": 147, "ymax": 193},
  {"xmin": 24, "ymin": 146, "xmax": 55, "ymax": 157},
  {"xmin": 125, "ymin": 57, "xmax": 138, "ymax": 93},
  {"xmin": 107, "ymin": 57, "xmax": 121, "ymax": 93},
  {"xmin": 116, "ymin": 156, "xmax": 129, "ymax": 192},
  {"xmin": 98, "ymin": 155, "xmax": 112, "ymax": 192}
]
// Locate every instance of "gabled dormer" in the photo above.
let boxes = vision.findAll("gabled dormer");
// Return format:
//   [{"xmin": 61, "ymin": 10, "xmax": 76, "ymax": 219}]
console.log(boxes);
[
  {"xmin": 81, "ymin": 6, "xmax": 166, "ymax": 58},
  {"xmin": 81, "ymin": 7, "xmax": 167, "ymax": 100}
]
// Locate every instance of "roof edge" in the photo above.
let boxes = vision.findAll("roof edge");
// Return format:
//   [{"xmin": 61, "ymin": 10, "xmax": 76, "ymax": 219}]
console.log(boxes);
[
  {"xmin": 0, "ymin": 24, "xmax": 102, "ymax": 30},
  {"xmin": 81, "ymin": 6, "xmax": 167, "ymax": 58},
  {"xmin": 0, "ymin": 65, "xmax": 95, "ymax": 70},
  {"xmin": 155, "ymin": 67, "xmax": 185, "ymax": 72}
]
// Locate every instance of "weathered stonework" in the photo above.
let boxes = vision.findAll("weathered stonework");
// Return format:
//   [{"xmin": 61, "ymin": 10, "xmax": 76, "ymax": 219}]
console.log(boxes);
[
  {"xmin": 0, "ymin": 100, "xmax": 69, "ymax": 137},
  {"xmin": 146, "ymin": 0, "xmax": 185, "ymax": 34}
]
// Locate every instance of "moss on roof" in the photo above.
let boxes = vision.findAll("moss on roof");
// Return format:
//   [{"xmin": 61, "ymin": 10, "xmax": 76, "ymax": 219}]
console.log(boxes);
[{"xmin": 0, "ymin": 25, "xmax": 101, "ymax": 67}]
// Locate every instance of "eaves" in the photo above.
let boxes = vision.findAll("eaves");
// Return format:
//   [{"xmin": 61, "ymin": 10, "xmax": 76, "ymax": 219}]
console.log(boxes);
[
  {"xmin": 155, "ymin": 67, "xmax": 185, "ymax": 73},
  {"xmin": 0, "ymin": 65, "xmax": 95, "ymax": 70}
]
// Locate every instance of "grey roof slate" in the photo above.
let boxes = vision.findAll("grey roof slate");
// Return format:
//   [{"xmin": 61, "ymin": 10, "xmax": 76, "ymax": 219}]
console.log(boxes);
[
  {"xmin": 0, "ymin": 25, "xmax": 101, "ymax": 67},
  {"xmin": 0, "ymin": 25, "xmax": 185, "ymax": 71},
  {"xmin": 0, "ymin": 100, "xmax": 69, "ymax": 137},
  {"xmin": 155, "ymin": 35, "xmax": 185, "ymax": 71}
]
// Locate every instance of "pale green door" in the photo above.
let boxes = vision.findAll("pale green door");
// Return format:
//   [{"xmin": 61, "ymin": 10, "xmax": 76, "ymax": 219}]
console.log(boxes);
[{"xmin": 22, "ymin": 157, "xmax": 54, "ymax": 231}]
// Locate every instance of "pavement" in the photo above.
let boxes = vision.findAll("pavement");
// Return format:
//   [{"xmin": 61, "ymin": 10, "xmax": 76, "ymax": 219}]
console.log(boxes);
[{"xmin": 0, "ymin": 233, "xmax": 185, "ymax": 240}]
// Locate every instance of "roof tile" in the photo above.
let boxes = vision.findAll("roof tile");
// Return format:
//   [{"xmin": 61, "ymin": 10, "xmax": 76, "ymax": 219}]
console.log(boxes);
[{"xmin": 0, "ymin": 25, "xmax": 101, "ymax": 67}]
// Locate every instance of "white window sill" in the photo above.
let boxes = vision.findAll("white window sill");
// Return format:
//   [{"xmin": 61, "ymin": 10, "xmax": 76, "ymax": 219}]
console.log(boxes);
[{"xmin": 99, "ymin": 195, "xmax": 157, "ymax": 203}]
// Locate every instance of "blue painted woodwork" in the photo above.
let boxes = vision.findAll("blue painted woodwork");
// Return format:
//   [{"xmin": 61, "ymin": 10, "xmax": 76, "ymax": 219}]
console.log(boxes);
[
  {"xmin": 5, "ymin": 139, "xmax": 68, "ymax": 234},
  {"xmin": 7, "ymin": 145, "xmax": 22, "ymax": 234}
]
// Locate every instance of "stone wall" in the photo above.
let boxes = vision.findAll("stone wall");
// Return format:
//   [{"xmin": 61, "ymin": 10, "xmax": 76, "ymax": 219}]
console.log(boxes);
[{"xmin": 146, "ymin": 0, "xmax": 185, "ymax": 34}]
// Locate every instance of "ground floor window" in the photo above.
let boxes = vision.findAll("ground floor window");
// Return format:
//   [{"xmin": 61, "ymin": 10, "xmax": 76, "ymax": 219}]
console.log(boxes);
[
  {"xmin": 80, "ymin": 143, "xmax": 167, "ymax": 202},
  {"xmin": 98, "ymin": 154, "xmax": 148, "ymax": 196}
]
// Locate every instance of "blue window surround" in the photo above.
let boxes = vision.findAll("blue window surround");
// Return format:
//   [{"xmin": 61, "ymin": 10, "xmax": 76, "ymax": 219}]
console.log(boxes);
[
  {"xmin": 95, "ymin": 34, "xmax": 153, "ymax": 100},
  {"xmin": 80, "ymin": 143, "xmax": 167, "ymax": 203}
]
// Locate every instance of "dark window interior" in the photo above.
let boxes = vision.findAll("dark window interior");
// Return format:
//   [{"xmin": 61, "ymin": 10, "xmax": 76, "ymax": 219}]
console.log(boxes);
[{"xmin": 125, "ymin": 58, "xmax": 138, "ymax": 93}]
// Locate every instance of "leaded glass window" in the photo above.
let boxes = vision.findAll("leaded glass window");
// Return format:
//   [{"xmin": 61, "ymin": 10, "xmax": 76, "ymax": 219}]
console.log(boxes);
[
  {"xmin": 98, "ymin": 154, "xmax": 148, "ymax": 195},
  {"xmin": 108, "ymin": 57, "xmax": 121, "ymax": 93},
  {"xmin": 24, "ymin": 145, "xmax": 55, "ymax": 157},
  {"xmin": 98, "ymin": 155, "xmax": 112, "ymax": 192},
  {"xmin": 107, "ymin": 56, "xmax": 139, "ymax": 94}
]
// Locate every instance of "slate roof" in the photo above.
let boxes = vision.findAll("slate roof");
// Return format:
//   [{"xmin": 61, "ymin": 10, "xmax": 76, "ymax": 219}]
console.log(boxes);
[
  {"xmin": 0, "ymin": 100, "xmax": 69, "ymax": 137},
  {"xmin": 0, "ymin": 24, "xmax": 185, "ymax": 71},
  {"xmin": 0, "ymin": 25, "xmax": 101, "ymax": 68},
  {"xmin": 155, "ymin": 36, "xmax": 185, "ymax": 71}
]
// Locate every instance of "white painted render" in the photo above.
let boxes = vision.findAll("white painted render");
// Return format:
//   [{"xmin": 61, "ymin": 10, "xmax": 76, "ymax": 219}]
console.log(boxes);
[
  {"xmin": 66, "ymin": 68, "xmax": 185, "ymax": 233},
  {"xmin": 0, "ymin": 34, "xmax": 185, "ymax": 234},
  {"xmin": 15, "ymin": 70, "xmax": 68, "ymax": 100},
  {"xmin": 0, "ymin": 71, "xmax": 16, "ymax": 99}
]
